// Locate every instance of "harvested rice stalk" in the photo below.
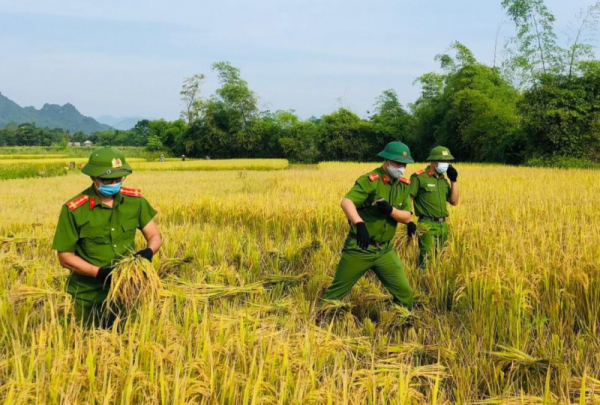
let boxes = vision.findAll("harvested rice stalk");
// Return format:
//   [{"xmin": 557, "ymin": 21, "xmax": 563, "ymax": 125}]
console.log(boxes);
[
  {"xmin": 316, "ymin": 299, "xmax": 353, "ymax": 319},
  {"xmin": 157, "ymin": 255, "xmax": 194, "ymax": 278},
  {"xmin": 377, "ymin": 304, "xmax": 416, "ymax": 331},
  {"xmin": 161, "ymin": 280, "xmax": 265, "ymax": 300},
  {"xmin": 263, "ymin": 273, "xmax": 309, "ymax": 285},
  {"xmin": 9, "ymin": 284, "xmax": 71, "ymax": 307},
  {"xmin": 106, "ymin": 255, "xmax": 161, "ymax": 313},
  {"xmin": 0, "ymin": 236, "xmax": 43, "ymax": 253}
]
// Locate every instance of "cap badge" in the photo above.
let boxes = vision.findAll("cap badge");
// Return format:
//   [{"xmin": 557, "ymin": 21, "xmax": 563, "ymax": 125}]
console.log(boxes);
[
  {"xmin": 112, "ymin": 158, "xmax": 122, "ymax": 168},
  {"xmin": 442, "ymin": 151, "xmax": 448, "ymax": 156},
  {"xmin": 403, "ymin": 151, "xmax": 407, "ymax": 156}
]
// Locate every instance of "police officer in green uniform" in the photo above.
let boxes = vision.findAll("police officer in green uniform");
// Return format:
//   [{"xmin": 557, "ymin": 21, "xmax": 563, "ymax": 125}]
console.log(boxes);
[
  {"xmin": 321, "ymin": 142, "xmax": 417, "ymax": 309},
  {"xmin": 52, "ymin": 147, "xmax": 162, "ymax": 327},
  {"xmin": 409, "ymin": 146, "xmax": 459, "ymax": 268}
]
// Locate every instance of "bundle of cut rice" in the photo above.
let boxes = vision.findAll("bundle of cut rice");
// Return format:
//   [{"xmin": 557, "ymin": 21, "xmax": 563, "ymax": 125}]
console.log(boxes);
[{"xmin": 106, "ymin": 255, "xmax": 161, "ymax": 312}]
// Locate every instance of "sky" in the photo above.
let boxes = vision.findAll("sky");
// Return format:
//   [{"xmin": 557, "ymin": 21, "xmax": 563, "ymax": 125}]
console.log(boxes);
[{"xmin": 0, "ymin": 0, "xmax": 598, "ymax": 121}]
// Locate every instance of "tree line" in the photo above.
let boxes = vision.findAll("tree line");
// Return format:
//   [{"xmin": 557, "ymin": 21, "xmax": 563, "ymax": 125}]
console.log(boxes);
[{"xmin": 1, "ymin": 0, "xmax": 598, "ymax": 166}]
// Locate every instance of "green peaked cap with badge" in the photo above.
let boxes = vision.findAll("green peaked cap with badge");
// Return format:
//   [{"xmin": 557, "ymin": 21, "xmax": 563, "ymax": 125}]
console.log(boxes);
[
  {"xmin": 427, "ymin": 146, "xmax": 454, "ymax": 161},
  {"xmin": 81, "ymin": 146, "xmax": 133, "ymax": 179},
  {"xmin": 377, "ymin": 141, "xmax": 414, "ymax": 164}
]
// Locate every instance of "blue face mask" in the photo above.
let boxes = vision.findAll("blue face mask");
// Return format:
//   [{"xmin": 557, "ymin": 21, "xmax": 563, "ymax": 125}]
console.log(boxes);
[{"xmin": 98, "ymin": 182, "xmax": 122, "ymax": 196}]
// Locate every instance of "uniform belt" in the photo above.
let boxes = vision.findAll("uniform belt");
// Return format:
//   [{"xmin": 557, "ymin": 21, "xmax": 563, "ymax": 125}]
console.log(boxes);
[
  {"xmin": 419, "ymin": 216, "xmax": 447, "ymax": 223},
  {"xmin": 349, "ymin": 233, "xmax": 390, "ymax": 247}
]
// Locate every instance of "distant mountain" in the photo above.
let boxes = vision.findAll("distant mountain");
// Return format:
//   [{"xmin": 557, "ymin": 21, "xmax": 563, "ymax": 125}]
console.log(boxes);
[
  {"xmin": 96, "ymin": 115, "xmax": 148, "ymax": 130},
  {"xmin": 0, "ymin": 92, "xmax": 112, "ymax": 134}
]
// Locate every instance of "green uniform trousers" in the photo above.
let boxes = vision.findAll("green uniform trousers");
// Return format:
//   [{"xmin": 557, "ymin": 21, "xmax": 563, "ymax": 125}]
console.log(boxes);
[
  {"xmin": 67, "ymin": 275, "xmax": 117, "ymax": 328},
  {"xmin": 322, "ymin": 236, "xmax": 413, "ymax": 309},
  {"xmin": 417, "ymin": 220, "xmax": 449, "ymax": 268}
]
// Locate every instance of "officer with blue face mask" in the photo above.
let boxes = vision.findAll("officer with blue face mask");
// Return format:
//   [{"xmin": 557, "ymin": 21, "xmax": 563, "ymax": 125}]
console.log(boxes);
[
  {"xmin": 52, "ymin": 146, "xmax": 162, "ymax": 328},
  {"xmin": 409, "ymin": 146, "xmax": 459, "ymax": 268}
]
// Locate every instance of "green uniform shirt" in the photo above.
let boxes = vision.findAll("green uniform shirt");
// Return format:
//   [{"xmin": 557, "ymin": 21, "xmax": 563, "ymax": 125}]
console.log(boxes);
[
  {"xmin": 409, "ymin": 167, "xmax": 451, "ymax": 218},
  {"xmin": 52, "ymin": 185, "xmax": 157, "ymax": 267},
  {"xmin": 345, "ymin": 167, "xmax": 413, "ymax": 243}
]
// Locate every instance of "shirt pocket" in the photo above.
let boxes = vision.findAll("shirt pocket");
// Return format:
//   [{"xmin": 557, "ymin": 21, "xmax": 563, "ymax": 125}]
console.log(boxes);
[
  {"xmin": 79, "ymin": 223, "xmax": 110, "ymax": 245},
  {"xmin": 121, "ymin": 218, "xmax": 139, "ymax": 232}
]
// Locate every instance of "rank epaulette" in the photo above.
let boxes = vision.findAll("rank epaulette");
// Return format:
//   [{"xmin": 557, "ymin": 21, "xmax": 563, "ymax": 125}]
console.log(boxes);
[
  {"xmin": 66, "ymin": 195, "xmax": 89, "ymax": 211},
  {"xmin": 399, "ymin": 177, "xmax": 411, "ymax": 185},
  {"xmin": 414, "ymin": 169, "xmax": 426, "ymax": 175},
  {"xmin": 368, "ymin": 173, "xmax": 380, "ymax": 182},
  {"xmin": 121, "ymin": 187, "xmax": 142, "ymax": 197}
]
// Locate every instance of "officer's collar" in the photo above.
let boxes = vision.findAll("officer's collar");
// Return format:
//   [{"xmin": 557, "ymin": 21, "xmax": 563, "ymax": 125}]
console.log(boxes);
[
  {"xmin": 426, "ymin": 165, "xmax": 445, "ymax": 179},
  {"xmin": 378, "ymin": 166, "xmax": 396, "ymax": 184},
  {"xmin": 86, "ymin": 185, "xmax": 124, "ymax": 209}
]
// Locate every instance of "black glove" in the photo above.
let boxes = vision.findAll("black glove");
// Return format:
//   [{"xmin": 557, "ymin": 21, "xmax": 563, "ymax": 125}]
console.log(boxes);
[
  {"xmin": 447, "ymin": 165, "xmax": 458, "ymax": 182},
  {"xmin": 407, "ymin": 222, "xmax": 417, "ymax": 240},
  {"xmin": 96, "ymin": 265, "xmax": 116, "ymax": 283},
  {"xmin": 135, "ymin": 248, "xmax": 154, "ymax": 262},
  {"xmin": 355, "ymin": 222, "xmax": 370, "ymax": 250},
  {"xmin": 375, "ymin": 200, "xmax": 394, "ymax": 216}
]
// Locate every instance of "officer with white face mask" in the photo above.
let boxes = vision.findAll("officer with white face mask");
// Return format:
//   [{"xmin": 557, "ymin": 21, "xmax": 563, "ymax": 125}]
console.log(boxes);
[
  {"xmin": 409, "ymin": 146, "xmax": 459, "ymax": 268},
  {"xmin": 320, "ymin": 141, "xmax": 416, "ymax": 309}
]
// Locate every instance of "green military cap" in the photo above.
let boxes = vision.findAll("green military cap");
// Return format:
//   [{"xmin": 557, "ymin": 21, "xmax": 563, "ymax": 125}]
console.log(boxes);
[
  {"xmin": 377, "ymin": 141, "xmax": 414, "ymax": 164},
  {"xmin": 81, "ymin": 146, "xmax": 133, "ymax": 179},
  {"xmin": 427, "ymin": 146, "xmax": 454, "ymax": 161}
]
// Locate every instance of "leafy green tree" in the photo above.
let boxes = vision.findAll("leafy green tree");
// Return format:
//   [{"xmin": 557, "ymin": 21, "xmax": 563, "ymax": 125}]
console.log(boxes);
[
  {"xmin": 411, "ymin": 42, "xmax": 524, "ymax": 163},
  {"xmin": 318, "ymin": 108, "xmax": 376, "ymax": 162},
  {"xmin": 0, "ymin": 123, "xmax": 18, "ymax": 146},
  {"xmin": 146, "ymin": 134, "xmax": 163, "ymax": 151},
  {"xmin": 369, "ymin": 89, "xmax": 414, "ymax": 152},
  {"xmin": 129, "ymin": 120, "xmax": 151, "ymax": 146},
  {"xmin": 15, "ymin": 124, "xmax": 40, "ymax": 146},
  {"xmin": 160, "ymin": 119, "xmax": 186, "ymax": 150},
  {"xmin": 501, "ymin": 0, "xmax": 564, "ymax": 85},
  {"xmin": 96, "ymin": 130, "xmax": 118, "ymax": 146},
  {"xmin": 210, "ymin": 61, "xmax": 258, "ymax": 131},
  {"xmin": 520, "ymin": 61, "xmax": 600, "ymax": 159},
  {"xmin": 180, "ymin": 74, "xmax": 205, "ymax": 124}
]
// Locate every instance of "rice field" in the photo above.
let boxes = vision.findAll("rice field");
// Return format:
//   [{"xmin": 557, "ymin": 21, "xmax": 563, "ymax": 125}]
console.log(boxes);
[
  {"xmin": 0, "ymin": 154, "xmax": 68, "ymax": 160},
  {"xmin": 0, "ymin": 158, "xmax": 145, "ymax": 180},
  {"xmin": 0, "ymin": 157, "xmax": 147, "ymax": 165},
  {"xmin": 0, "ymin": 158, "xmax": 289, "ymax": 180},
  {"xmin": 132, "ymin": 159, "xmax": 289, "ymax": 171},
  {"xmin": 0, "ymin": 163, "xmax": 599, "ymax": 404}
]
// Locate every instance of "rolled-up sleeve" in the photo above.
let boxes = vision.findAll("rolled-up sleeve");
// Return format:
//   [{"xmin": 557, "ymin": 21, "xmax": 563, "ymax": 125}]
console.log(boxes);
[
  {"xmin": 138, "ymin": 197, "xmax": 157, "ymax": 229},
  {"xmin": 344, "ymin": 177, "xmax": 375, "ymax": 207}
]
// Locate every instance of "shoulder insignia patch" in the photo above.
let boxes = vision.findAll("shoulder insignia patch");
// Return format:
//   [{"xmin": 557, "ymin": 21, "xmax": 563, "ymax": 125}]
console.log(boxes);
[
  {"xmin": 66, "ymin": 195, "xmax": 89, "ymax": 211},
  {"xmin": 414, "ymin": 169, "xmax": 426, "ymax": 175},
  {"xmin": 121, "ymin": 187, "xmax": 142, "ymax": 198},
  {"xmin": 399, "ymin": 177, "xmax": 411, "ymax": 185},
  {"xmin": 368, "ymin": 173, "xmax": 380, "ymax": 182}
]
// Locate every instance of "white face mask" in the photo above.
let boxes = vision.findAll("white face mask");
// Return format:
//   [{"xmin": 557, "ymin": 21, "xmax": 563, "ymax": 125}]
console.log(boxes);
[
  {"xmin": 436, "ymin": 162, "xmax": 449, "ymax": 174},
  {"xmin": 386, "ymin": 162, "xmax": 405, "ymax": 179}
]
